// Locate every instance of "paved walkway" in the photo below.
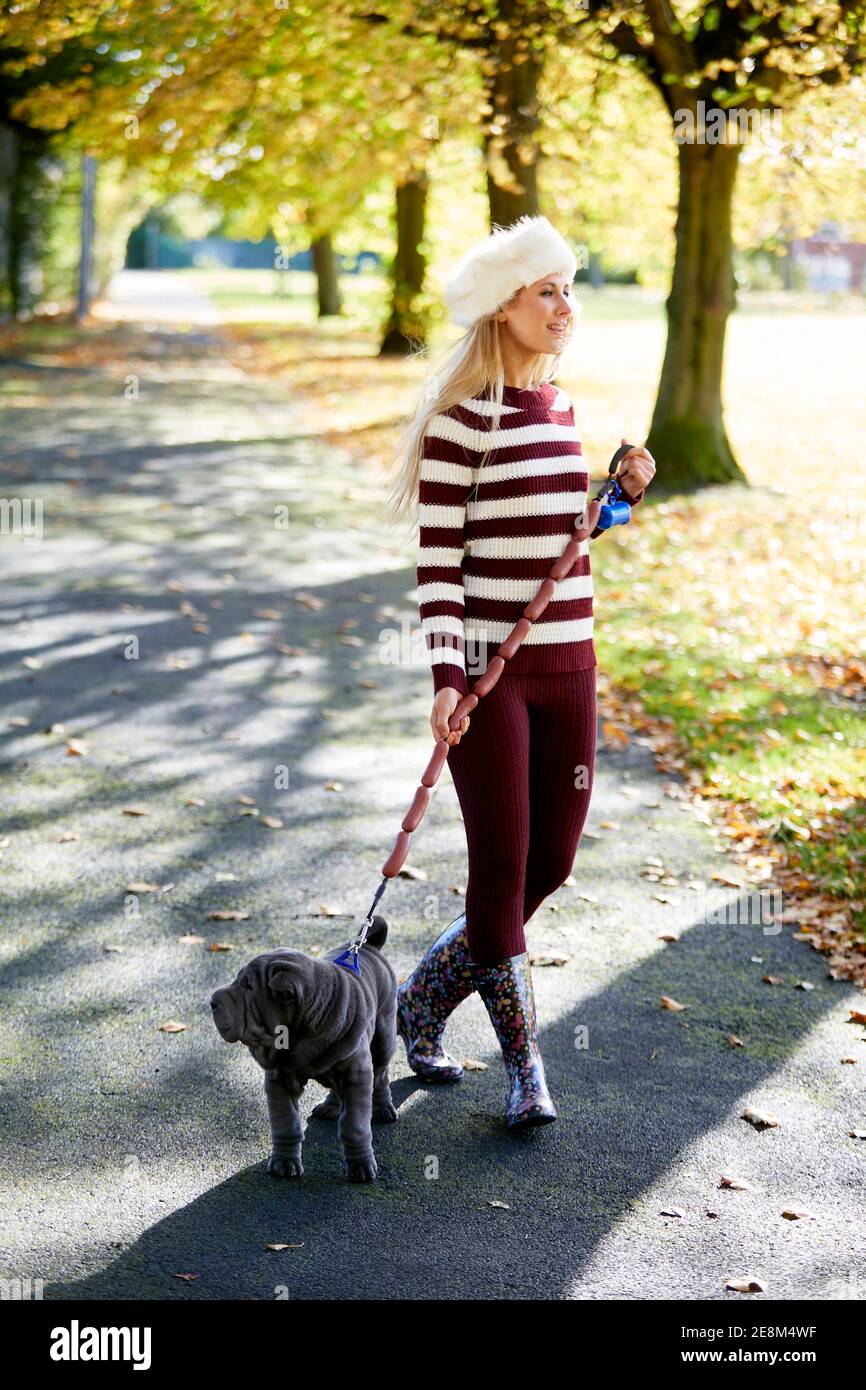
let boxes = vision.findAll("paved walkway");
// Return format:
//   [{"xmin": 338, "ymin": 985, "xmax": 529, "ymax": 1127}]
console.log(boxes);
[{"xmin": 0, "ymin": 273, "xmax": 863, "ymax": 1301}]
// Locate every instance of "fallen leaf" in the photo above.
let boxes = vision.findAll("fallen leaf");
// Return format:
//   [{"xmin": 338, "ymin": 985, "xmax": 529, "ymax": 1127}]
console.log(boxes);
[
  {"xmin": 725, "ymin": 1275, "xmax": 767, "ymax": 1293},
  {"xmin": 317, "ymin": 902, "xmax": 341, "ymax": 917},
  {"xmin": 66, "ymin": 739, "xmax": 88, "ymax": 756},
  {"xmin": 237, "ymin": 795, "xmax": 257, "ymax": 806},
  {"xmin": 209, "ymin": 942, "xmax": 234, "ymax": 952},
  {"xmin": 260, "ymin": 816, "xmax": 283, "ymax": 829},
  {"xmin": 159, "ymin": 1020, "xmax": 187, "ymax": 1033},
  {"xmin": 121, "ymin": 806, "xmax": 149, "ymax": 817},
  {"xmin": 725, "ymin": 1033, "xmax": 745, "ymax": 1048},
  {"xmin": 9, "ymin": 715, "xmax": 30, "ymax": 727},
  {"xmin": 397, "ymin": 864, "xmax": 428, "ymax": 881},
  {"xmin": 22, "ymin": 656, "xmax": 43, "ymax": 670},
  {"xmin": 528, "ymin": 953, "xmax": 569, "ymax": 967},
  {"xmin": 126, "ymin": 882, "xmax": 160, "ymax": 894},
  {"xmin": 209, "ymin": 910, "xmax": 250, "ymax": 922},
  {"xmin": 185, "ymin": 797, "xmax": 206, "ymax": 807},
  {"xmin": 54, "ymin": 830, "xmax": 78, "ymax": 843},
  {"xmin": 178, "ymin": 934, "xmax": 205, "ymax": 945},
  {"xmin": 762, "ymin": 975, "xmax": 784, "ymax": 986},
  {"xmin": 265, "ymin": 1242, "xmax": 304, "ymax": 1251},
  {"xmin": 661, "ymin": 995, "xmax": 689, "ymax": 1012},
  {"xmin": 487, "ymin": 1200, "xmax": 510, "ymax": 1210},
  {"xmin": 462, "ymin": 1058, "xmax": 488, "ymax": 1072},
  {"xmin": 324, "ymin": 781, "xmax": 343, "ymax": 792},
  {"xmin": 741, "ymin": 1106, "xmax": 780, "ymax": 1129},
  {"xmin": 719, "ymin": 1174, "xmax": 756, "ymax": 1191},
  {"xmin": 660, "ymin": 1207, "xmax": 685, "ymax": 1219},
  {"xmin": 254, "ymin": 609, "xmax": 283, "ymax": 620},
  {"xmin": 781, "ymin": 1206, "xmax": 817, "ymax": 1221},
  {"xmin": 171, "ymin": 1272, "xmax": 198, "ymax": 1281}
]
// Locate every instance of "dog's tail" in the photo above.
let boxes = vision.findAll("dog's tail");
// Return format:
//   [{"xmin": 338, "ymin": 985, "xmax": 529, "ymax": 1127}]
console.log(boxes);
[{"xmin": 362, "ymin": 915, "xmax": 388, "ymax": 951}]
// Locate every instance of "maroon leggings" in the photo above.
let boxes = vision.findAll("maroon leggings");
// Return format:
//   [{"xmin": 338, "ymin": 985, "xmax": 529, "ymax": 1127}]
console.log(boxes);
[{"xmin": 445, "ymin": 667, "xmax": 597, "ymax": 965}]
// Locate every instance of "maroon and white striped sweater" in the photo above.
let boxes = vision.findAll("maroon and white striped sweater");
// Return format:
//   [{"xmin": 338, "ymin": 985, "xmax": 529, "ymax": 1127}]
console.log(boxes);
[{"xmin": 416, "ymin": 381, "xmax": 644, "ymax": 694}]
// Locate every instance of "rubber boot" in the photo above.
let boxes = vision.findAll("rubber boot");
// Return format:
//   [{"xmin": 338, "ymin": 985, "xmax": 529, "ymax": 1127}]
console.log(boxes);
[
  {"xmin": 396, "ymin": 913, "xmax": 474, "ymax": 1082},
  {"xmin": 469, "ymin": 952, "xmax": 557, "ymax": 1128}
]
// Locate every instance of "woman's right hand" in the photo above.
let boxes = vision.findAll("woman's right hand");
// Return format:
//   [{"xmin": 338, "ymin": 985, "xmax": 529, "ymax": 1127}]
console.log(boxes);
[{"xmin": 431, "ymin": 687, "xmax": 471, "ymax": 746}]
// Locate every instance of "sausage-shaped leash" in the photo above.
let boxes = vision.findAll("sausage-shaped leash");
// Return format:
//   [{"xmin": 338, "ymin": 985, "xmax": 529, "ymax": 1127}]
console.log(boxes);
[{"xmin": 333, "ymin": 443, "xmax": 637, "ymax": 974}]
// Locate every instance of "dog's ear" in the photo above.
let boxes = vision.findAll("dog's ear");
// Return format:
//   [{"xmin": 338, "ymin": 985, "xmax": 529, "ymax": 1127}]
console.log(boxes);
[{"xmin": 266, "ymin": 959, "xmax": 302, "ymax": 998}]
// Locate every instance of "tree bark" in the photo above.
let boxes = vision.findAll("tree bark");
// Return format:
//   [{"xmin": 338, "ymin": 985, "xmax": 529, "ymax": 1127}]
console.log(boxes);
[
  {"xmin": 380, "ymin": 169, "xmax": 429, "ymax": 356},
  {"xmin": 483, "ymin": 15, "xmax": 541, "ymax": 227},
  {"xmin": 646, "ymin": 137, "xmax": 745, "ymax": 490},
  {"xmin": 6, "ymin": 124, "xmax": 55, "ymax": 319},
  {"xmin": 311, "ymin": 231, "xmax": 341, "ymax": 317},
  {"xmin": 0, "ymin": 120, "xmax": 17, "ymax": 320}
]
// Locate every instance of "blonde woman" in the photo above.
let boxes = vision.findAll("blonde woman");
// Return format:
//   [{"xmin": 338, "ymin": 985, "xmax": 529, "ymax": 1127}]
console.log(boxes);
[{"xmin": 385, "ymin": 216, "xmax": 656, "ymax": 1129}]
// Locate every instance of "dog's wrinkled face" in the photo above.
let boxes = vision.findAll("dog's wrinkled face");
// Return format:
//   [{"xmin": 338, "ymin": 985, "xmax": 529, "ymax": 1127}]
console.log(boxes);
[{"xmin": 210, "ymin": 950, "xmax": 307, "ymax": 1057}]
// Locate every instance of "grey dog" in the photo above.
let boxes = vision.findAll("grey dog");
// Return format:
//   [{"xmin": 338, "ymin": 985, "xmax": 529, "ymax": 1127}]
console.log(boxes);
[{"xmin": 210, "ymin": 917, "xmax": 398, "ymax": 1183}]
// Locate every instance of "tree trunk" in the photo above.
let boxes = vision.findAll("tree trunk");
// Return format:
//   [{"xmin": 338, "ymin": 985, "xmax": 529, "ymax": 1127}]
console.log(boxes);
[
  {"xmin": 0, "ymin": 120, "xmax": 17, "ymax": 320},
  {"xmin": 646, "ymin": 138, "xmax": 745, "ymax": 490},
  {"xmin": 311, "ymin": 232, "xmax": 341, "ymax": 317},
  {"xmin": 380, "ymin": 169, "xmax": 429, "ymax": 356},
  {"xmin": 6, "ymin": 124, "xmax": 54, "ymax": 319},
  {"xmin": 483, "ymin": 14, "xmax": 541, "ymax": 227},
  {"xmin": 76, "ymin": 153, "xmax": 97, "ymax": 321}
]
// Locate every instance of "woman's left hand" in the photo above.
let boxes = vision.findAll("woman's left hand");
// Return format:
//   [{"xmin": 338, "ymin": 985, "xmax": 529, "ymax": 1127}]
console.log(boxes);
[{"xmin": 617, "ymin": 438, "xmax": 656, "ymax": 496}]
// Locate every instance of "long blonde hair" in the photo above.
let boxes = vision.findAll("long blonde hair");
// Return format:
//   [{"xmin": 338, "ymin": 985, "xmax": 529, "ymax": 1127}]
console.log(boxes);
[{"xmin": 383, "ymin": 291, "xmax": 577, "ymax": 533}]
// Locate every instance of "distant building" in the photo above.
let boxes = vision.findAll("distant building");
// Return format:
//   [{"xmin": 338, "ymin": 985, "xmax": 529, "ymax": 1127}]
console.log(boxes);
[{"xmin": 790, "ymin": 221, "xmax": 866, "ymax": 292}]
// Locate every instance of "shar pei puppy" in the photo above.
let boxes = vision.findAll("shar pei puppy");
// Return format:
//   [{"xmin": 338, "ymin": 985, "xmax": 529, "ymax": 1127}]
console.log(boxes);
[{"xmin": 210, "ymin": 916, "xmax": 397, "ymax": 1183}]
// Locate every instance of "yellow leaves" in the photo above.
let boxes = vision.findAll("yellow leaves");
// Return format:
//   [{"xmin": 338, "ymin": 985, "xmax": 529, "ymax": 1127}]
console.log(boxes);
[{"xmin": 601, "ymin": 721, "xmax": 629, "ymax": 746}]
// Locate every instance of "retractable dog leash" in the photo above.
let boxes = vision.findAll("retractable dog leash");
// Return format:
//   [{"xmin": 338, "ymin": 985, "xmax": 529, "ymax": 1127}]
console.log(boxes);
[{"xmin": 333, "ymin": 443, "xmax": 637, "ymax": 975}]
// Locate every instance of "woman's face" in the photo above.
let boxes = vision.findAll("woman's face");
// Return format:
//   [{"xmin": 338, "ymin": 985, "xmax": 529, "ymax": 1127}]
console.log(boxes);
[{"xmin": 495, "ymin": 274, "xmax": 574, "ymax": 357}]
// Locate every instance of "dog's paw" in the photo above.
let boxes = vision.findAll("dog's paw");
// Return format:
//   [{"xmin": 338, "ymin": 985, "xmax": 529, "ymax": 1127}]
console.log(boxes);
[
  {"xmin": 372, "ymin": 1100, "xmax": 398, "ymax": 1124},
  {"xmin": 345, "ymin": 1154, "xmax": 378, "ymax": 1183},
  {"xmin": 310, "ymin": 1097, "xmax": 341, "ymax": 1120},
  {"xmin": 268, "ymin": 1153, "xmax": 304, "ymax": 1179}
]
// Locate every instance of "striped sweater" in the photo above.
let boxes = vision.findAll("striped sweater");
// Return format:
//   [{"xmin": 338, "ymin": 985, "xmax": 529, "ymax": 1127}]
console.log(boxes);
[{"xmin": 416, "ymin": 380, "xmax": 644, "ymax": 694}]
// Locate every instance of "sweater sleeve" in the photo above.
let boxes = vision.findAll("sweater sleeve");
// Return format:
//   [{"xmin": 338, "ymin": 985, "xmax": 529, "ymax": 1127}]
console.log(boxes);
[{"xmin": 416, "ymin": 410, "xmax": 476, "ymax": 695}]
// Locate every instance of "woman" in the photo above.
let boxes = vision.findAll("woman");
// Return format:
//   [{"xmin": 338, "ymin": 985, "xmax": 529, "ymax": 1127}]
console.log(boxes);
[{"xmin": 385, "ymin": 215, "xmax": 656, "ymax": 1130}]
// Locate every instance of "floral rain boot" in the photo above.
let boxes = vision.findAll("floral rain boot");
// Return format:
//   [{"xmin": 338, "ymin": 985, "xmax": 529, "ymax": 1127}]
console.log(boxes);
[
  {"xmin": 396, "ymin": 913, "xmax": 475, "ymax": 1082},
  {"xmin": 469, "ymin": 952, "xmax": 557, "ymax": 1128}
]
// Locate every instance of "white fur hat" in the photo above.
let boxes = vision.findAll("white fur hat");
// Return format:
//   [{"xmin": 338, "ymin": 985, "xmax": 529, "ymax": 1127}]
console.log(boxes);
[{"xmin": 443, "ymin": 214, "xmax": 577, "ymax": 329}]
